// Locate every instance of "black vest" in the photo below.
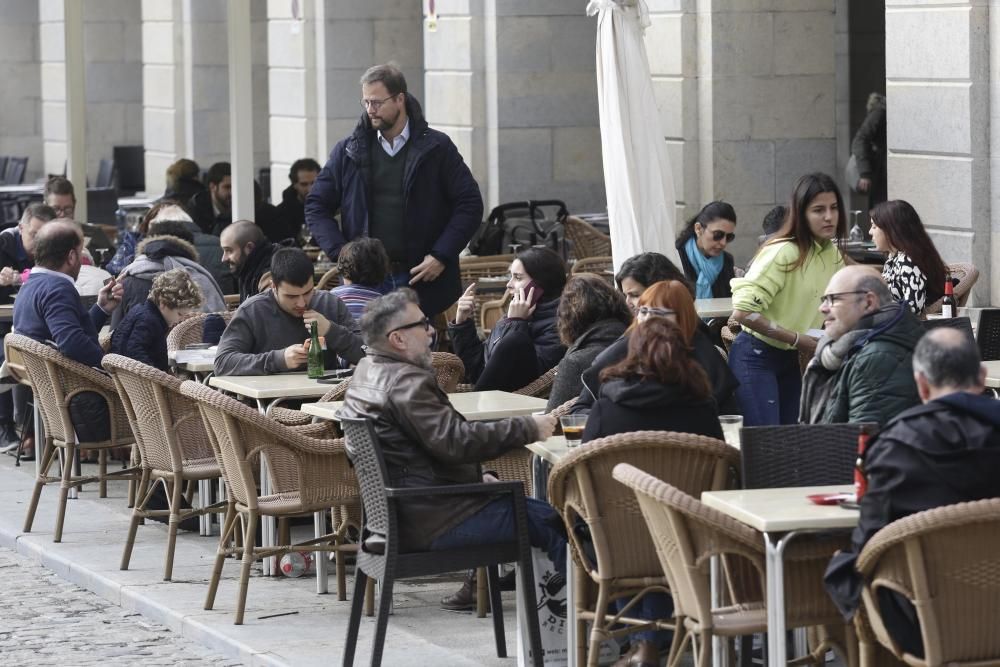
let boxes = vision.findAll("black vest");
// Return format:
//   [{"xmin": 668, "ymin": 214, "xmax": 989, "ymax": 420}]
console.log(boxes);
[{"xmin": 369, "ymin": 138, "xmax": 409, "ymax": 262}]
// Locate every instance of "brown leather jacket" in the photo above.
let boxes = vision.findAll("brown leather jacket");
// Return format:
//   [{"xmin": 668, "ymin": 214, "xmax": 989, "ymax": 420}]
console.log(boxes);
[{"xmin": 340, "ymin": 352, "xmax": 539, "ymax": 550}]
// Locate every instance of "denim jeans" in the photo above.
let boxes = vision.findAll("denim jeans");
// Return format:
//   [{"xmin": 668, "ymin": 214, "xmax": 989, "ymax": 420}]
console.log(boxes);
[
  {"xmin": 727, "ymin": 331, "xmax": 802, "ymax": 426},
  {"xmin": 377, "ymin": 270, "xmax": 412, "ymax": 294},
  {"xmin": 429, "ymin": 496, "xmax": 567, "ymax": 575},
  {"xmin": 613, "ymin": 593, "xmax": 674, "ymax": 646}
]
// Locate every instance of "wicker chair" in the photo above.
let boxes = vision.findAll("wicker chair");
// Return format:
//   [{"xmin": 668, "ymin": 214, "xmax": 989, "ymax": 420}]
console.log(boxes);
[
  {"xmin": 179, "ymin": 380, "xmax": 360, "ymax": 624},
  {"xmin": 926, "ymin": 263, "xmax": 979, "ymax": 314},
  {"xmin": 564, "ymin": 216, "xmax": 612, "ymax": 260},
  {"xmin": 571, "ymin": 256, "xmax": 614, "ymax": 283},
  {"xmin": 613, "ymin": 464, "xmax": 849, "ymax": 667},
  {"xmin": 339, "ymin": 417, "xmax": 544, "ymax": 667},
  {"xmin": 102, "ymin": 354, "xmax": 228, "ymax": 581},
  {"xmin": 3, "ymin": 336, "xmax": 35, "ymax": 466},
  {"xmin": 740, "ymin": 423, "xmax": 876, "ymax": 490},
  {"xmin": 855, "ymin": 498, "xmax": 1000, "ymax": 666},
  {"xmin": 166, "ymin": 311, "xmax": 234, "ymax": 352},
  {"xmin": 316, "ymin": 266, "xmax": 340, "ymax": 290},
  {"xmin": 223, "ymin": 294, "xmax": 240, "ymax": 311},
  {"xmin": 513, "ymin": 366, "xmax": 558, "ymax": 398},
  {"xmin": 7, "ymin": 334, "xmax": 139, "ymax": 542},
  {"xmin": 920, "ymin": 316, "xmax": 976, "ymax": 347},
  {"xmin": 547, "ymin": 431, "xmax": 740, "ymax": 666}
]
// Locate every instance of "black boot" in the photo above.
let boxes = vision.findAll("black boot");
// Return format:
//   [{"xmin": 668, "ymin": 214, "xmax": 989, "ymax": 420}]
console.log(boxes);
[{"xmin": 440, "ymin": 569, "xmax": 484, "ymax": 612}]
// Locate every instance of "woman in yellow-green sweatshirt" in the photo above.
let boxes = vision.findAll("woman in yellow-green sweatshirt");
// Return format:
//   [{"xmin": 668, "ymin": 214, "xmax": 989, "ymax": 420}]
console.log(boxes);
[{"xmin": 728, "ymin": 173, "xmax": 847, "ymax": 425}]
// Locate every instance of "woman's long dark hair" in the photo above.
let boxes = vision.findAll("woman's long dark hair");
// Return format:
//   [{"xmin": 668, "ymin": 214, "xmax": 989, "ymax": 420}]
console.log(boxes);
[
  {"xmin": 516, "ymin": 246, "xmax": 567, "ymax": 302},
  {"xmin": 614, "ymin": 252, "xmax": 692, "ymax": 296},
  {"xmin": 762, "ymin": 172, "xmax": 846, "ymax": 272},
  {"xmin": 675, "ymin": 201, "xmax": 737, "ymax": 246},
  {"xmin": 870, "ymin": 200, "xmax": 948, "ymax": 304},
  {"xmin": 556, "ymin": 274, "xmax": 632, "ymax": 345},
  {"xmin": 600, "ymin": 317, "xmax": 712, "ymax": 400}
]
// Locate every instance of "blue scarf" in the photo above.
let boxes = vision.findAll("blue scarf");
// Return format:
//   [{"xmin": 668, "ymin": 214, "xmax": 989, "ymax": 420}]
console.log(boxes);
[{"xmin": 684, "ymin": 236, "xmax": 723, "ymax": 299}]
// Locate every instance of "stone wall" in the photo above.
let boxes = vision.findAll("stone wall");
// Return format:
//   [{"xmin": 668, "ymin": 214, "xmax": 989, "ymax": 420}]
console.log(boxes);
[{"xmin": 0, "ymin": 1, "xmax": 43, "ymax": 183}]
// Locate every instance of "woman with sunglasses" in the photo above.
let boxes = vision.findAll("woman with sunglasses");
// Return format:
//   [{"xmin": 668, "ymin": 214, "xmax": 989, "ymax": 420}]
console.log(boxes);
[
  {"xmin": 675, "ymin": 201, "xmax": 738, "ymax": 299},
  {"xmin": 728, "ymin": 172, "xmax": 847, "ymax": 425},
  {"xmin": 869, "ymin": 199, "xmax": 948, "ymax": 316}
]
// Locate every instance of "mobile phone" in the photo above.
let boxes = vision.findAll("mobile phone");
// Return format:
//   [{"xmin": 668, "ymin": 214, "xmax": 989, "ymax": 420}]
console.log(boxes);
[{"xmin": 523, "ymin": 280, "xmax": 545, "ymax": 307}]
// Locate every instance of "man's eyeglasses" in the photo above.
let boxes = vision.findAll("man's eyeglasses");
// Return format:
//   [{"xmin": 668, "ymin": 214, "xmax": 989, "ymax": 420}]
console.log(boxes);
[
  {"xmin": 386, "ymin": 317, "xmax": 431, "ymax": 337},
  {"xmin": 708, "ymin": 230, "xmax": 736, "ymax": 243},
  {"xmin": 820, "ymin": 290, "xmax": 869, "ymax": 307},
  {"xmin": 637, "ymin": 306, "xmax": 675, "ymax": 318},
  {"xmin": 52, "ymin": 205, "xmax": 75, "ymax": 217},
  {"xmin": 360, "ymin": 94, "xmax": 398, "ymax": 111}
]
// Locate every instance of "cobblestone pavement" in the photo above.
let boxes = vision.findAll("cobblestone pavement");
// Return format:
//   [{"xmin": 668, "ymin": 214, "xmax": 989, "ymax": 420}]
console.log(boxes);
[{"xmin": 0, "ymin": 547, "xmax": 243, "ymax": 666}]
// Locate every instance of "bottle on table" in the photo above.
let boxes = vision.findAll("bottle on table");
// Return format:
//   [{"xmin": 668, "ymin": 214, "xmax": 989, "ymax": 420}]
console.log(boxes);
[
  {"xmin": 307, "ymin": 320, "xmax": 325, "ymax": 379},
  {"xmin": 941, "ymin": 277, "xmax": 956, "ymax": 319},
  {"xmin": 854, "ymin": 428, "xmax": 870, "ymax": 501}
]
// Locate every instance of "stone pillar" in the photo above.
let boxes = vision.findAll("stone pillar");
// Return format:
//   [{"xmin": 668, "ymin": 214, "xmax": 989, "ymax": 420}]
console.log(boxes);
[
  {"xmin": 0, "ymin": 1, "xmax": 43, "ymax": 182},
  {"xmin": 268, "ymin": 0, "xmax": 424, "ymax": 202},
  {"xmin": 142, "ymin": 0, "xmax": 269, "ymax": 195},
  {"xmin": 40, "ymin": 0, "xmax": 142, "ymax": 183},
  {"xmin": 425, "ymin": 0, "xmax": 604, "ymax": 212},
  {"xmin": 886, "ymin": 0, "xmax": 991, "ymax": 304}
]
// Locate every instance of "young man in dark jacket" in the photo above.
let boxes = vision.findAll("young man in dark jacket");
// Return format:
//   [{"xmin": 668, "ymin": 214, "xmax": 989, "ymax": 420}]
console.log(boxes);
[
  {"xmin": 824, "ymin": 328, "xmax": 1000, "ymax": 658},
  {"xmin": 305, "ymin": 63, "xmax": 483, "ymax": 317},
  {"xmin": 276, "ymin": 158, "xmax": 320, "ymax": 242},
  {"xmin": 219, "ymin": 220, "xmax": 277, "ymax": 302}
]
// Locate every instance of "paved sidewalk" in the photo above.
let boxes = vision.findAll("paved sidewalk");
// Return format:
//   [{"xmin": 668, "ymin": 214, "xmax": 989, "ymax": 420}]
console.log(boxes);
[{"xmin": 0, "ymin": 454, "xmax": 521, "ymax": 666}]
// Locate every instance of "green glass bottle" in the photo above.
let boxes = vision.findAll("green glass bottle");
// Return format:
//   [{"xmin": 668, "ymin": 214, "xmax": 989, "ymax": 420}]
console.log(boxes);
[{"xmin": 307, "ymin": 321, "xmax": 324, "ymax": 378}]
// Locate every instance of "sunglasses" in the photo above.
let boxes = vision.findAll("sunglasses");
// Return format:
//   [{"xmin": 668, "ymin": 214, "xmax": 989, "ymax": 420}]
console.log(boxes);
[
  {"xmin": 707, "ymin": 230, "xmax": 736, "ymax": 243},
  {"xmin": 386, "ymin": 317, "xmax": 431, "ymax": 337}
]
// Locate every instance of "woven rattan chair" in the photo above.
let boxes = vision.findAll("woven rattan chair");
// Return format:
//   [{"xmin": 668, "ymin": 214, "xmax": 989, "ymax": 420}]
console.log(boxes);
[
  {"xmin": 223, "ymin": 294, "xmax": 240, "ymax": 310},
  {"xmin": 740, "ymin": 423, "xmax": 876, "ymax": 490},
  {"xmin": 612, "ymin": 464, "xmax": 849, "ymax": 667},
  {"xmin": 166, "ymin": 311, "xmax": 234, "ymax": 352},
  {"xmin": 513, "ymin": 366, "xmax": 558, "ymax": 398},
  {"xmin": 7, "ymin": 334, "xmax": 139, "ymax": 542},
  {"xmin": 549, "ymin": 396, "xmax": 579, "ymax": 420},
  {"xmin": 547, "ymin": 431, "xmax": 740, "ymax": 666},
  {"xmin": 102, "ymin": 354, "xmax": 229, "ymax": 580},
  {"xmin": 571, "ymin": 256, "xmax": 614, "ymax": 283},
  {"xmin": 479, "ymin": 297, "xmax": 506, "ymax": 334},
  {"xmin": 257, "ymin": 271, "xmax": 272, "ymax": 292},
  {"xmin": 564, "ymin": 216, "xmax": 612, "ymax": 260},
  {"xmin": 920, "ymin": 316, "xmax": 976, "ymax": 347},
  {"xmin": 316, "ymin": 266, "xmax": 340, "ymax": 290},
  {"xmin": 4, "ymin": 336, "xmax": 35, "ymax": 466},
  {"xmin": 855, "ymin": 498, "xmax": 1000, "ymax": 666},
  {"xmin": 179, "ymin": 380, "xmax": 360, "ymax": 624},
  {"xmin": 339, "ymin": 417, "xmax": 543, "ymax": 667},
  {"xmin": 976, "ymin": 308, "xmax": 1000, "ymax": 361},
  {"xmin": 926, "ymin": 263, "xmax": 979, "ymax": 314}
]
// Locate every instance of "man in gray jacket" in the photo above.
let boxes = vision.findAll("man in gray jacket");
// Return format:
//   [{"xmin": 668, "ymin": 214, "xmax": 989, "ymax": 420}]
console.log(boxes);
[{"xmin": 214, "ymin": 247, "xmax": 364, "ymax": 376}]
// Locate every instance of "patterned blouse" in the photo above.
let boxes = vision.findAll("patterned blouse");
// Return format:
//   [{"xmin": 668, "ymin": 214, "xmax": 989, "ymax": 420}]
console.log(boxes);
[{"xmin": 882, "ymin": 252, "xmax": 928, "ymax": 315}]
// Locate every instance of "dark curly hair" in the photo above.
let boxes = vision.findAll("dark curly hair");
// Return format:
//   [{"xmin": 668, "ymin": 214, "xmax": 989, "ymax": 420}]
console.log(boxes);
[
  {"xmin": 337, "ymin": 237, "xmax": 391, "ymax": 288},
  {"xmin": 556, "ymin": 274, "xmax": 632, "ymax": 346}
]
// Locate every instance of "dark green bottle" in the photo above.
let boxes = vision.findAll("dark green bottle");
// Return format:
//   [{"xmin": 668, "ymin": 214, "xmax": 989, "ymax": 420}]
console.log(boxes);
[{"xmin": 307, "ymin": 321, "xmax": 324, "ymax": 378}]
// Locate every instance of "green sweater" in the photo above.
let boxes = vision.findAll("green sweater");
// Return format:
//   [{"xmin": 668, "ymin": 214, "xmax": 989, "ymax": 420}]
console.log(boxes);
[{"xmin": 731, "ymin": 239, "xmax": 844, "ymax": 350}]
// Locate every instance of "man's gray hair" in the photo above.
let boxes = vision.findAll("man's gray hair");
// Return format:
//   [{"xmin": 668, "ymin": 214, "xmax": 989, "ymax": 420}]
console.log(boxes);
[
  {"xmin": 855, "ymin": 272, "xmax": 894, "ymax": 307},
  {"xmin": 20, "ymin": 203, "xmax": 57, "ymax": 227},
  {"xmin": 359, "ymin": 288, "xmax": 420, "ymax": 348},
  {"xmin": 913, "ymin": 328, "xmax": 982, "ymax": 389}
]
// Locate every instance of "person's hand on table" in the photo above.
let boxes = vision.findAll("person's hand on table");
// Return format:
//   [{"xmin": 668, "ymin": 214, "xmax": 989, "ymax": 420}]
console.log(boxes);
[
  {"xmin": 409, "ymin": 254, "xmax": 445, "ymax": 285},
  {"xmin": 453, "ymin": 283, "xmax": 477, "ymax": 324},
  {"xmin": 283, "ymin": 343, "xmax": 308, "ymax": 369},
  {"xmin": 0, "ymin": 267, "xmax": 20, "ymax": 287},
  {"xmin": 303, "ymin": 309, "xmax": 331, "ymax": 337},
  {"xmin": 532, "ymin": 413, "xmax": 556, "ymax": 440},
  {"xmin": 507, "ymin": 286, "xmax": 536, "ymax": 320},
  {"xmin": 98, "ymin": 276, "xmax": 123, "ymax": 313}
]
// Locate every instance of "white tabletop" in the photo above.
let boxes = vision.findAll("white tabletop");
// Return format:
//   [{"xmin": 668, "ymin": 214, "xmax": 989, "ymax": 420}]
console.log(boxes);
[
  {"xmin": 0, "ymin": 183, "xmax": 44, "ymax": 195},
  {"xmin": 701, "ymin": 485, "xmax": 859, "ymax": 533},
  {"xmin": 694, "ymin": 297, "xmax": 732, "ymax": 319},
  {"xmin": 984, "ymin": 360, "xmax": 1000, "ymax": 388},
  {"xmin": 168, "ymin": 349, "xmax": 216, "ymax": 373},
  {"xmin": 208, "ymin": 373, "xmax": 332, "ymax": 400},
  {"xmin": 526, "ymin": 435, "xmax": 572, "ymax": 465},
  {"xmin": 302, "ymin": 389, "xmax": 548, "ymax": 422}
]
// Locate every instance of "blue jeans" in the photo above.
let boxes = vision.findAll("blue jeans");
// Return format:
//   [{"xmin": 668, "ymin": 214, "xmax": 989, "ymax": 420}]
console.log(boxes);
[
  {"xmin": 378, "ymin": 270, "xmax": 412, "ymax": 294},
  {"xmin": 613, "ymin": 593, "xmax": 674, "ymax": 645},
  {"xmin": 727, "ymin": 331, "xmax": 802, "ymax": 426},
  {"xmin": 430, "ymin": 496, "xmax": 567, "ymax": 575}
]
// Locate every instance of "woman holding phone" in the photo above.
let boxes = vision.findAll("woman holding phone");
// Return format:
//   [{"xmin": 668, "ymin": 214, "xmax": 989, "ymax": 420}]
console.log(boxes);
[{"xmin": 448, "ymin": 246, "xmax": 567, "ymax": 392}]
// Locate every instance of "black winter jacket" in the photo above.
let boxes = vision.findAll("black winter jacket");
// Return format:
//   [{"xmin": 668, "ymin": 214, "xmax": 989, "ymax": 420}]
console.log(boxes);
[
  {"xmin": 582, "ymin": 376, "xmax": 724, "ymax": 442},
  {"xmin": 236, "ymin": 241, "xmax": 277, "ymax": 303},
  {"xmin": 545, "ymin": 318, "xmax": 628, "ymax": 412},
  {"xmin": 110, "ymin": 299, "xmax": 170, "ymax": 372},
  {"xmin": 0, "ymin": 228, "xmax": 31, "ymax": 305},
  {"xmin": 275, "ymin": 185, "xmax": 306, "ymax": 243}
]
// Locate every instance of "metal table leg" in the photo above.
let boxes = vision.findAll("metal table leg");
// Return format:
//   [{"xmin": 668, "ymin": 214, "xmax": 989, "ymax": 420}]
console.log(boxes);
[
  {"xmin": 711, "ymin": 556, "xmax": 730, "ymax": 667},
  {"xmin": 763, "ymin": 531, "xmax": 800, "ymax": 667},
  {"xmin": 314, "ymin": 510, "xmax": 329, "ymax": 594},
  {"xmin": 256, "ymin": 398, "xmax": 276, "ymax": 576}
]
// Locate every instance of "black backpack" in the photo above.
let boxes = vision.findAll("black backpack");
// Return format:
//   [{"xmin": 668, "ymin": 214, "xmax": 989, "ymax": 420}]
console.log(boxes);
[{"xmin": 468, "ymin": 200, "xmax": 569, "ymax": 257}]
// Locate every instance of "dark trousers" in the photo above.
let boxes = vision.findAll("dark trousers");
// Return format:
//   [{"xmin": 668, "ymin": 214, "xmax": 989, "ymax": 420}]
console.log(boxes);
[
  {"xmin": 68, "ymin": 392, "xmax": 111, "ymax": 443},
  {"xmin": 474, "ymin": 328, "xmax": 540, "ymax": 393},
  {"xmin": 727, "ymin": 332, "xmax": 802, "ymax": 426}
]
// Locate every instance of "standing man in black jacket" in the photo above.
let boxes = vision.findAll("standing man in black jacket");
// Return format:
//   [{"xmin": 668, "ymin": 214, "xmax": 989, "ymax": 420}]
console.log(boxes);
[
  {"xmin": 305, "ymin": 63, "xmax": 483, "ymax": 317},
  {"xmin": 824, "ymin": 328, "xmax": 1000, "ymax": 658}
]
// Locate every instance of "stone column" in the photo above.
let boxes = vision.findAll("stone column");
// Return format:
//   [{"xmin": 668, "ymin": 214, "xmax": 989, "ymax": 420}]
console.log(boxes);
[
  {"xmin": 886, "ymin": 0, "xmax": 991, "ymax": 303},
  {"xmin": 0, "ymin": 0, "xmax": 43, "ymax": 182},
  {"xmin": 39, "ymin": 0, "xmax": 142, "ymax": 183}
]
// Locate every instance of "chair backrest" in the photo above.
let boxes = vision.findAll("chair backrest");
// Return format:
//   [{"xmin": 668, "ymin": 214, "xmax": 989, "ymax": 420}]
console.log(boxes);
[
  {"xmin": 3, "ymin": 336, "xmax": 31, "ymax": 387},
  {"xmin": 613, "ymin": 464, "xmax": 765, "ymax": 629},
  {"xmin": 548, "ymin": 431, "xmax": 739, "ymax": 581},
  {"xmin": 571, "ymin": 256, "xmax": 614, "ymax": 283},
  {"xmin": 166, "ymin": 311, "xmax": 234, "ymax": 352},
  {"xmin": 102, "ymin": 354, "xmax": 214, "ymax": 473},
  {"xmin": 920, "ymin": 316, "xmax": 976, "ymax": 348},
  {"xmin": 316, "ymin": 266, "xmax": 340, "ymax": 290},
  {"xmin": 85, "ymin": 187, "xmax": 118, "ymax": 225},
  {"xmin": 258, "ymin": 271, "xmax": 272, "ymax": 292},
  {"xmin": 564, "ymin": 216, "xmax": 612, "ymax": 260},
  {"xmin": 856, "ymin": 498, "xmax": 1000, "ymax": 665},
  {"xmin": 479, "ymin": 297, "xmax": 506, "ymax": 333},
  {"xmin": 976, "ymin": 309, "xmax": 1000, "ymax": 361},
  {"xmin": 4, "ymin": 334, "xmax": 132, "ymax": 447},
  {"xmin": 740, "ymin": 423, "xmax": 875, "ymax": 489},
  {"xmin": 513, "ymin": 366, "xmax": 558, "ymax": 398},
  {"xmin": 340, "ymin": 417, "xmax": 395, "ymax": 549},
  {"xmin": 96, "ymin": 158, "xmax": 116, "ymax": 189},
  {"xmin": 927, "ymin": 264, "xmax": 980, "ymax": 313},
  {"xmin": 113, "ymin": 145, "xmax": 145, "ymax": 193},
  {"xmin": 0, "ymin": 157, "xmax": 8, "ymax": 184},
  {"xmin": 430, "ymin": 352, "xmax": 465, "ymax": 393},
  {"xmin": 5, "ymin": 157, "xmax": 27, "ymax": 185}
]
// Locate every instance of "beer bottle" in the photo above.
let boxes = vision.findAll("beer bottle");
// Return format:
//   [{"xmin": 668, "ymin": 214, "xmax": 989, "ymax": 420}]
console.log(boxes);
[
  {"xmin": 941, "ymin": 277, "xmax": 956, "ymax": 319},
  {"xmin": 307, "ymin": 321, "xmax": 325, "ymax": 379},
  {"xmin": 854, "ymin": 428, "xmax": 870, "ymax": 500}
]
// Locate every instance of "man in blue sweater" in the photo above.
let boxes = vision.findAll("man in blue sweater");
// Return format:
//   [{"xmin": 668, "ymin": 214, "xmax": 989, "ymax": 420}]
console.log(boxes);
[{"xmin": 13, "ymin": 220, "xmax": 124, "ymax": 441}]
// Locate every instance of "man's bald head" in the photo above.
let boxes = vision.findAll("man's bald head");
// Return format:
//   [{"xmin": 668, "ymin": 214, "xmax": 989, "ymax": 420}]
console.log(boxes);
[
  {"xmin": 831, "ymin": 265, "xmax": 893, "ymax": 306},
  {"xmin": 33, "ymin": 220, "xmax": 84, "ymax": 272},
  {"xmin": 913, "ymin": 327, "xmax": 985, "ymax": 401},
  {"xmin": 220, "ymin": 220, "xmax": 266, "ymax": 273},
  {"xmin": 820, "ymin": 265, "xmax": 895, "ymax": 340}
]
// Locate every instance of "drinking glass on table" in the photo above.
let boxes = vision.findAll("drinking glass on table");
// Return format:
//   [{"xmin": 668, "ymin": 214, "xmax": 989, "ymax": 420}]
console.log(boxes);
[
  {"xmin": 719, "ymin": 415, "xmax": 743, "ymax": 448},
  {"xmin": 559, "ymin": 414, "xmax": 587, "ymax": 447}
]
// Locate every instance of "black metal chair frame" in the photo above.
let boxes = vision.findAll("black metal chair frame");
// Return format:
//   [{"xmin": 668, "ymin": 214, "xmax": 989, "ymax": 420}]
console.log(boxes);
[
  {"xmin": 339, "ymin": 417, "xmax": 543, "ymax": 667},
  {"xmin": 740, "ymin": 423, "xmax": 877, "ymax": 489},
  {"xmin": 976, "ymin": 308, "xmax": 1000, "ymax": 362}
]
